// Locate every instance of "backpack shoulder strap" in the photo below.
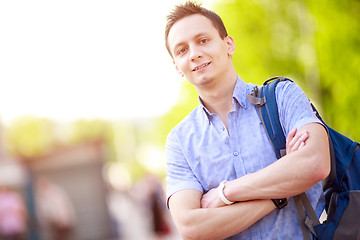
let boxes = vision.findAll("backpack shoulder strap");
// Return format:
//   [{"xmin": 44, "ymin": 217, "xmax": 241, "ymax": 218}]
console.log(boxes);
[
  {"xmin": 247, "ymin": 76, "xmax": 319, "ymax": 240},
  {"xmin": 247, "ymin": 76, "xmax": 291, "ymax": 159}
]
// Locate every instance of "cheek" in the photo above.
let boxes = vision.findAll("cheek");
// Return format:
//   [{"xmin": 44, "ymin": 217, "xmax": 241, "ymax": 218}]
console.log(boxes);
[
  {"xmin": 176, "ymin": 60, "xmax": 189, "ymax": 72},
  {"xmin": 174, "ymin": 59, "xmax": 182, "ymax": 71}
]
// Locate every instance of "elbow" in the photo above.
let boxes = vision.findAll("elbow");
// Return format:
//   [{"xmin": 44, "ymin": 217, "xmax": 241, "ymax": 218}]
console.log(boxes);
[
  {"xmin": 177, "ymin": 219, "xmax": 215, "ymax": 240},
  {"xmin": 179, "ymin": 229, "xmax": 197, "ymax": 240},
  {"xmin": 302, "ymin": 122, "xmax": 331, "ymax": 183},
  {"xmin": 319, "ymin": 158, "xmax": 331, "ymax": 181},
  {"xmin": 309, "ymin": 153, "xmax": 331, "ymax": 183},
  {"xmin": 178, "ymin": 225, "xmax": 201, "ymax": 240},
  {"xmin": 313, "ymin": 164, "xmax": 330, "ymax": 183}
]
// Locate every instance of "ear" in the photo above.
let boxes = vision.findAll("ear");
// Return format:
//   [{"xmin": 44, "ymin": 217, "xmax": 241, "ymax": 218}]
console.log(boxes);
[
  {"xmin": 173, "ymin": 60, "xmax": 184, "ymax": 78},
  {"xmin": 225, "ymin": 35, "xmax": 235, "ymax": 56}
]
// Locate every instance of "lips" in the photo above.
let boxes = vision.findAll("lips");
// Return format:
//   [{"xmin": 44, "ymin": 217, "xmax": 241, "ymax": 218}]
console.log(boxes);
[{"xmin": 192, "ymin": 62, "xmax": 210, "ymax": 71}]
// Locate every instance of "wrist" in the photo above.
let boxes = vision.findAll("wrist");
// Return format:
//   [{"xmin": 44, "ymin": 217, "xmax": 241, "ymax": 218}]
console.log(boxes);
[{"xmin": 217, "ymin": 180, "xmax": 234, "ymax": 205}]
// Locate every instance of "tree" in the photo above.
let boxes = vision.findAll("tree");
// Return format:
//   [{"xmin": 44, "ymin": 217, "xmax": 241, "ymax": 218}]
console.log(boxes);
[
  {"xmin": 5, "ymin": 116, "xmax": 57, "ymax": 158},
  {"xmin": 157, "ymin": 0, "xmax": 360, "ymax": 146},
  {"xmin": 212, "ymin": 0, "xmax": 360, "ymax": 140}
]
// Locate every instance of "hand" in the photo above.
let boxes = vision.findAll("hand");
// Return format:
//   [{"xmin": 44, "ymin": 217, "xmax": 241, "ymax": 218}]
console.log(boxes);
[
  {"xmin": 286, "ymin": 128, "xmax": 309, "ymax": 154},
  {"xmin": 201, "ymin": 187, "xmax": 226, "ymax": 208}
]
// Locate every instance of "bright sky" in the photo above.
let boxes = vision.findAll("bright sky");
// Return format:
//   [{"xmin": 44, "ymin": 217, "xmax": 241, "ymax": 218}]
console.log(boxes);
[{"xmin": 0, "ymin": 0, "xmax": 214, "ymax": 124}]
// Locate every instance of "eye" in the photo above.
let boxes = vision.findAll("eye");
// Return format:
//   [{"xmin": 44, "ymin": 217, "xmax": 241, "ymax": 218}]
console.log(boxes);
[
  {"xmin": 200, "ymin": 38, "xmax": 208, "ymax": 44},
  {"xmin": 177, "ymin": 47, "xmax": 187, "ymax": 56}
]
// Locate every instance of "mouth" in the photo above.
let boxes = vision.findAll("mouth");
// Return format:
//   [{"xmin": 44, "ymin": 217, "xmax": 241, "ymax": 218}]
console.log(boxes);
[{"xmin": 192, "ymin": 62, "xmax": 211, "ymax": 72}]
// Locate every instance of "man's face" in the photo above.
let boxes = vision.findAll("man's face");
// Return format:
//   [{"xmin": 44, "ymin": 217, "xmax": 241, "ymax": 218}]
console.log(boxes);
[{"xmin": 167, "ymin": 14, "xmax": 234, "ymax": 88}]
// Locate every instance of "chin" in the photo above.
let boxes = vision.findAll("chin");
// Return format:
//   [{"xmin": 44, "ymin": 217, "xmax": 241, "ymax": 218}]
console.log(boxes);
[
  {"xmin": 196, "ymin": 77, "xmax": 214, "ymax": 87},
  {"xmin": 188, "ymin": 72, "xmax": 215, "ymax": 85}
]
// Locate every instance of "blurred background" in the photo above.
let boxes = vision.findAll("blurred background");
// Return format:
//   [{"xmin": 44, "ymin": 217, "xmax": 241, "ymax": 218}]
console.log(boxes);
[{"xmin": 0, "ymin": 0, "xmax": 359, "ymax": 239}]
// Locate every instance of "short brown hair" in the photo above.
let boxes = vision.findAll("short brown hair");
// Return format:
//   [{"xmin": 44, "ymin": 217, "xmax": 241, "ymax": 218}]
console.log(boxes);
[{"xmin": 165, "ymin": 1, "xmax": 228, "ymax": 57}]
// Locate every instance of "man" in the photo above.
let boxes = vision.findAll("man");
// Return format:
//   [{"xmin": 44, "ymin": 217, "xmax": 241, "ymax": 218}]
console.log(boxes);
[{"xmin": 164, "ymin": 2, "xmax": 330, "ymax": 239}]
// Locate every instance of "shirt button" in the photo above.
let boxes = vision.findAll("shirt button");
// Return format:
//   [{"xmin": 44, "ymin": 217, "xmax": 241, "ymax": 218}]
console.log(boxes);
[{"xmin": 233, "ymin": 151, "xmax": 239, "ymax": 156}]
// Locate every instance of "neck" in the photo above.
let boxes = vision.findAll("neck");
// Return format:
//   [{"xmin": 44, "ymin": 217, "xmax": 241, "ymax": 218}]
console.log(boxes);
[{"xmin": 198, "ymin": 71, "xmax": 238, "ymax": 116}]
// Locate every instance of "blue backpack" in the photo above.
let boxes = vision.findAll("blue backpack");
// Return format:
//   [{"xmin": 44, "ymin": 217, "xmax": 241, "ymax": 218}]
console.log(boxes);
[{"xmin": 247, "ymin": 76, "xmax": 360, "ymax": 240}]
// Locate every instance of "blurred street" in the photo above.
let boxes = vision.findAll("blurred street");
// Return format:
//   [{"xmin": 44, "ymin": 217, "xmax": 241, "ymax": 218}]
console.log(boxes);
[
  {"xmin": 108, "ymin": 187, "xmax": 180, "ymax": 240},
  {"xmin": 0, "ymin": 139, "xmax": 180, "ymax": 240}
]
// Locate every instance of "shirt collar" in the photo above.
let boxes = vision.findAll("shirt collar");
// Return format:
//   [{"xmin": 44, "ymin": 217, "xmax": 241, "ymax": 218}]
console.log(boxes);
[
  {"xmin": 199, "ymin": 75, "xmax": 248, "ymax": 122},
  {"xmin": 198, "ymin": 97, "xmax": 212, "ymax": 121},
  {"xmin": 232, "ymin": 75, "xmax": 248, "ymax": 109}
]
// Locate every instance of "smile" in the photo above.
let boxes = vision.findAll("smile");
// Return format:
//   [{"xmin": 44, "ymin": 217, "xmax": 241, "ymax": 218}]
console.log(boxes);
[{"xmin": 192, "ymin": 62, "xmax": 210, "ymax": 71}]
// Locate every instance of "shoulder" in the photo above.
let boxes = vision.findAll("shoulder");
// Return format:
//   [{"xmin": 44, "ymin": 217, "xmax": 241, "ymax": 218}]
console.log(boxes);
[
  {"xmin": 275, "ymin": 79, "xmax": 306, "ymax": 100},
  {"xmin": 273, "ymin": 79, "xmax": 322, "ymax": 135}
]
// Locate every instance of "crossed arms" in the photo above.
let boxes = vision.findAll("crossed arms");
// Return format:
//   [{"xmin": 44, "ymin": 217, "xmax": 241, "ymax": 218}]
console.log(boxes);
[{"xmin": 168, "ymin": 123, "xmax": 330, "ymax": 240}]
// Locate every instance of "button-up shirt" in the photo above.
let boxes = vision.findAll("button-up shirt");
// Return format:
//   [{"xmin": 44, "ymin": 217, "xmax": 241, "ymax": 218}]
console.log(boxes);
[{"xmin": 165, "ymin": 76, "xmax": 325, "ymax": 239}]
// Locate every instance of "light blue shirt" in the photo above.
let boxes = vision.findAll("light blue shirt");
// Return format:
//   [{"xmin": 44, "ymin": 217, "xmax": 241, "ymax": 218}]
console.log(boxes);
[{"xmin": 165, "ymin": 76, "xmax": 325, "ymax": 239}]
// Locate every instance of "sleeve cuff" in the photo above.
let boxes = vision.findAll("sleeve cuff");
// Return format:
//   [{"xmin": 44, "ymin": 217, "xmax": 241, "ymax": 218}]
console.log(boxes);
[{"xmin": 166, "ymin": 181, "xmax": 203, "ymax": 209}]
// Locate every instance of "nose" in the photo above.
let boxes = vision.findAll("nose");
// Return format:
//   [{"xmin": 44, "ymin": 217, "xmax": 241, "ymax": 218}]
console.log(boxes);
[{"xmin": 189, "ymin": 44, "xmax": 202, "ymax": 61}]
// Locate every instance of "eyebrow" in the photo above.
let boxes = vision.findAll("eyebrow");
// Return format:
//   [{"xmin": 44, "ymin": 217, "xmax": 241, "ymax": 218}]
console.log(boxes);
[{"xmin": 172, "ymin": 32, "xmax": 210, "ymax": 54}]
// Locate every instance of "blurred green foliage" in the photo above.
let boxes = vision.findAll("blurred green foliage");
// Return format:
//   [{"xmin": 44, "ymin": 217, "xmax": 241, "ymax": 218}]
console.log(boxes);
[
  {"xmin": 4, "ymin": 117, "xmax": 151, "ymax": 180},
  {"xmin": 5, "ymin": 116, "xmax": 57, "ymax": 158},
  {"xmin": 3, "ymin": 0, "xmax": 359, "ymax": 181},
  {"xmin": 159, "ymin": 0, "xmax": 360, "ymax": 142},
  {"xmin": 68, "ymin": 119, "xmax": 110, "ymax": 145},
  {"xmin": 214, "ymin": 0, "xmax": 360, "ymax": 140},
  {"xmin": 155, "ymin": 81, "xmax": 199, "ymax": 145}
]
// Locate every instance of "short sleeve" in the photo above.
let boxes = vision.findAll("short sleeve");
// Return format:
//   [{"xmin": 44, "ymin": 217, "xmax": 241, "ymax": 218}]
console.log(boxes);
[
  {"xmin": 275, "ymin": 81, "xmax": 323, "ymax": 137},
  {"xmin": 165, "ymin": 129, "xmax": 203, "ymax": 208}
]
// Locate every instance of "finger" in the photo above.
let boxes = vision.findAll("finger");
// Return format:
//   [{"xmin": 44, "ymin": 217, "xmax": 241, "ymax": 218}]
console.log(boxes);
[
  {"xmin": 298, "ymin": 131, "xmax": 309, "ymax": 142},
  {"xmin": 200, "ymin": 198, "xmax": 208, "ymax": 208},
  {"xmin": 299, "ymin": 142, "xmax": 306, "ymax": 150},
  {"xmin": 286, "ymin": 128, "xmax": 297, "ymax": 152},
  {"xmin": 291, "ymin": 131, "xmax": 308, "ymax": 152},
  {"xmin": 289, "ymin": 130, "xmax": 308, "ymax": 147},
  {"xmin": 293, "ymin": 141, "xmax": 306, "ymax": 152},
  {"xmin": 288, "ymin": 130, "xmax": 303, "ymax": 150},
  {"xmin": 286, "ymin": 128, "xmax": 297, "ymax": 143},
  {"xmin": 291, "ymin": 133, "xmax": 305, "ymax": 152}
]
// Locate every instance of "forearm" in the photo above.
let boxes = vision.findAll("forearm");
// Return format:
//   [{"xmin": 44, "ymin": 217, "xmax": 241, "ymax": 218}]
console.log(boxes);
[
  {"xmin": 225, "ymin": 123, "xmax": 330, "ymax": 202},
  {"xmin": 170, "ymin": 197, "xmax": 275, "ymax": 240},
  {"xmin": 225, "ymin": 152, "xmax": 319, "ymax": 201}
]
